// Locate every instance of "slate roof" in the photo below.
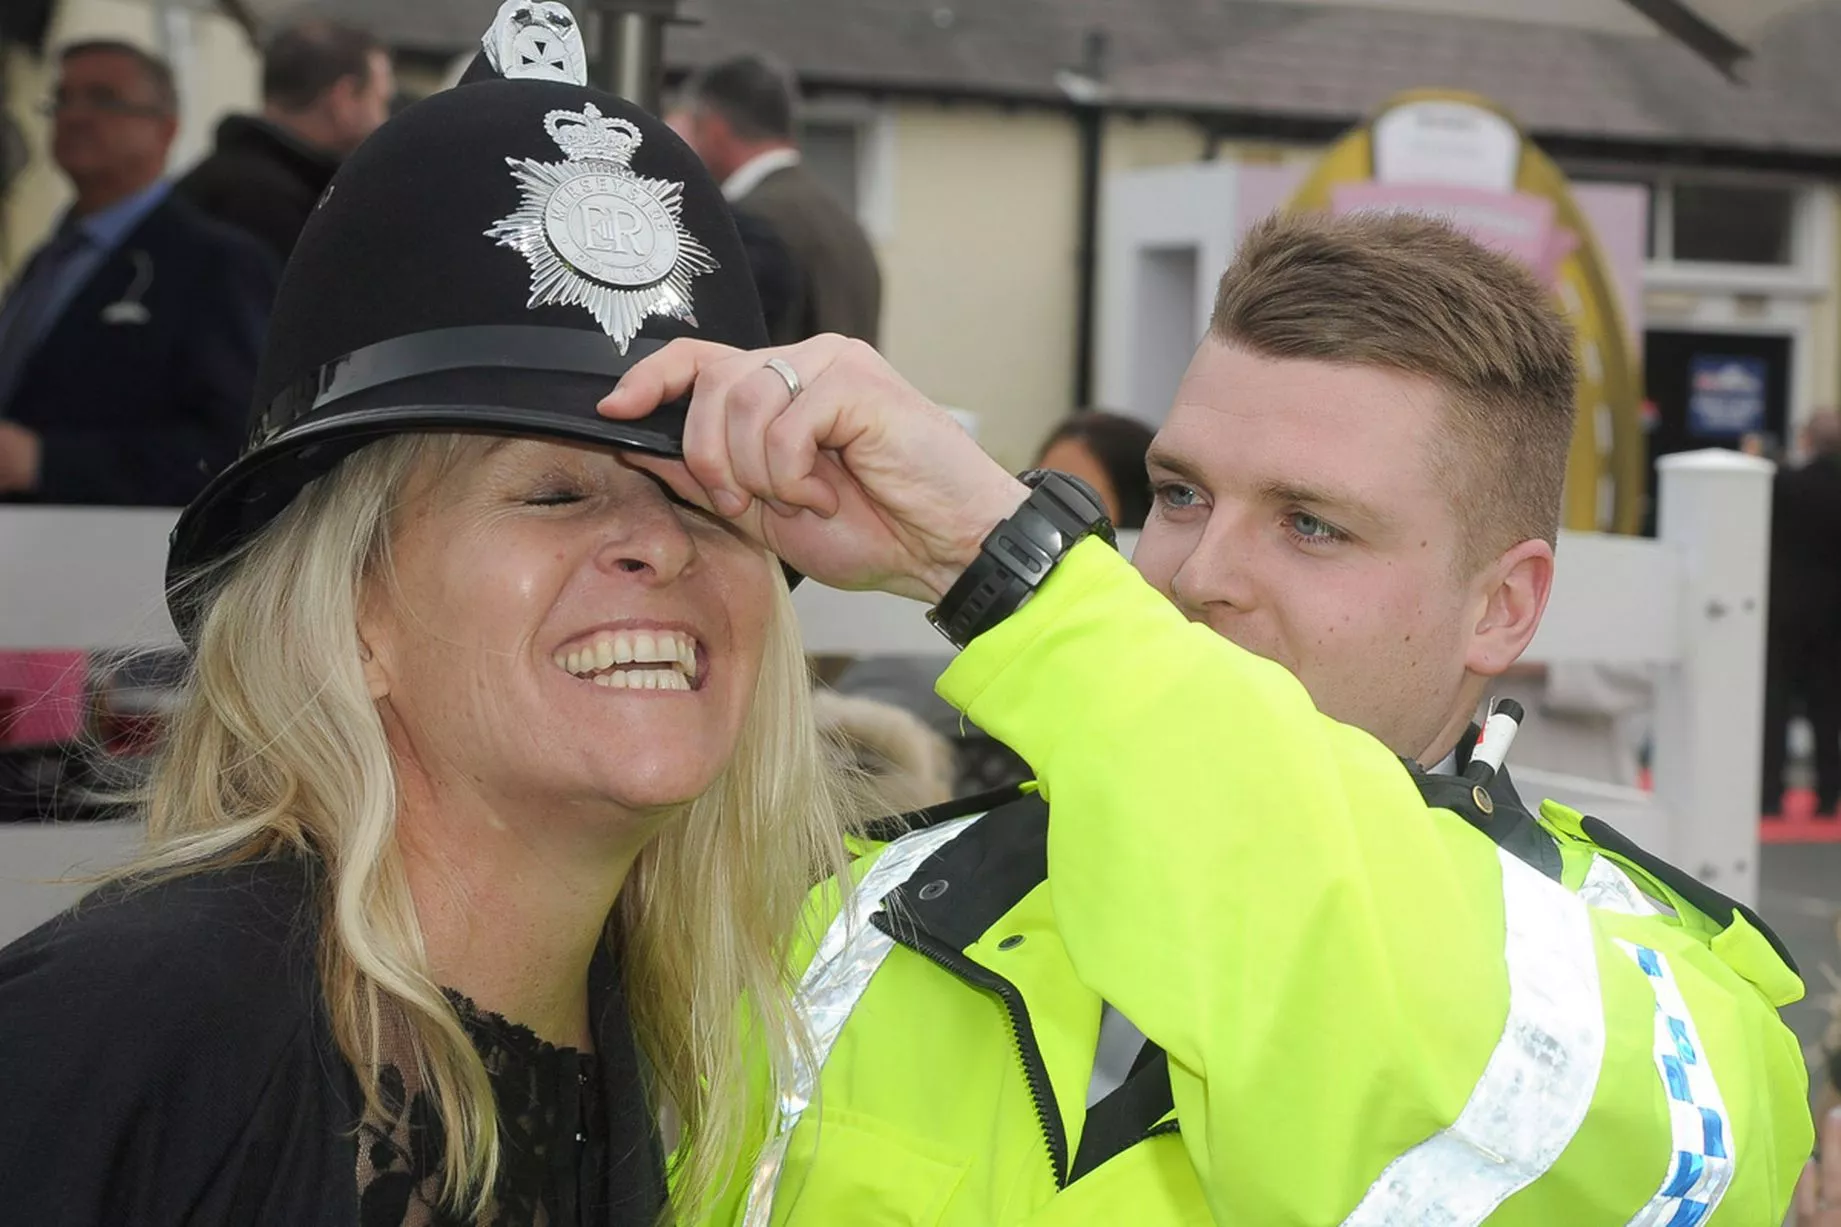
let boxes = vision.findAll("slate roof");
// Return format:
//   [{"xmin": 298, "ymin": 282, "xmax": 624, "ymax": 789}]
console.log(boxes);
[{"xmin": 246, "ymin": 0, "xmax": 1841, "ymax": 160}]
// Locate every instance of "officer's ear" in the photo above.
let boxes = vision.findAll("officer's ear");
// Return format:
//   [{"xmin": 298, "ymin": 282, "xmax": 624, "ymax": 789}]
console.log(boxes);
[{"xmin": 1465, "ymin": 537, "xmax": 1554, "ymax": 679}]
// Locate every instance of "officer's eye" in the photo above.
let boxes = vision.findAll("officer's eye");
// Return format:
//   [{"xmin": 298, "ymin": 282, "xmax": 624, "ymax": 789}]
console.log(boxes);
[
  {"xmin": 1154, "ymin": 482, "xmax": 1203, "ymax": 511},
  {"xmin": 1283, "ymin": 511, "xmax": 1347, "ymax": 546}
]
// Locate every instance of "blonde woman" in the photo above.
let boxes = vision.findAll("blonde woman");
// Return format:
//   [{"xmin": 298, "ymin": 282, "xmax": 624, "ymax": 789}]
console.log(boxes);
[{"xmin": 0, "ymin": 9, "xmax": 858, "ymax": 1224}]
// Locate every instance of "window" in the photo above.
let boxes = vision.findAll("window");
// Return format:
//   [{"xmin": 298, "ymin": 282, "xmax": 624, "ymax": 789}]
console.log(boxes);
[
  {"xmin": 1566, "ymin": 171, "xmax": 1807, "ymax": 269},
  {"xmin": 792, "ymin": 102, "xmax": 894, "ymax": 242},
  {"xmin": 1670, "ymin": 182, "xmax": 1796, "ymax": 266},
  {"xmin": 798, "ymin": 118, "xmax": 862, "ymax": 218}
]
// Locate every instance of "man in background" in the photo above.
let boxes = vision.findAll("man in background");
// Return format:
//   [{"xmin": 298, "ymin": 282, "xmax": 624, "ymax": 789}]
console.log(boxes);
[
  {"xmin": 1764, "ymin": 407, "xmax": 1841, "ymax": 819},
  {"xmin": 177, "ymin": 17, "xmax": 392, "ymax": 264},
  {"xmin": 0, "ymin": 41, "xmax": 274, "ymax": 506},
  {"xmin": 670, "ymin": 55, "xmax": 881, "ymax": 346}
]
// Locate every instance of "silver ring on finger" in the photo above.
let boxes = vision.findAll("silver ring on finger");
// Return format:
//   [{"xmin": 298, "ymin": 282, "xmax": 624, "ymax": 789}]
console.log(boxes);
[{"xmin": 765, "ymin": 357, "xmax": 802, "ymax": 401}]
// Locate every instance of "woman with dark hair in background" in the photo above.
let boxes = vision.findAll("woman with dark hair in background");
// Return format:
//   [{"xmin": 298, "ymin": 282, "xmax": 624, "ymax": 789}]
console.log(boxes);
[
  {"xmin": 827, "ymin": 410, "xmax": 1156, "ymax": 796},
  {"xmin": 1036, "ymin": 409, "xmax": 1156, "ymax": 530}
]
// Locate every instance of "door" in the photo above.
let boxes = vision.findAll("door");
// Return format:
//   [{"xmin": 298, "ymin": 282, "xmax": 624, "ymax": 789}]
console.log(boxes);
[{"xmin": 1640, "ymin": 329, "xmax": 1792, "ymax": 535}]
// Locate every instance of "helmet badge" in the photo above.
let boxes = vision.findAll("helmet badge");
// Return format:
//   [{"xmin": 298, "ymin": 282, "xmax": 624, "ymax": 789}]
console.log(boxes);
[
  {"xmin": 483, "ymin": 0, "xmax": 588, "ymax": 86},
  {"xmin": 487, "ymin": 103, "xmax": 719, "ymax": 352}
]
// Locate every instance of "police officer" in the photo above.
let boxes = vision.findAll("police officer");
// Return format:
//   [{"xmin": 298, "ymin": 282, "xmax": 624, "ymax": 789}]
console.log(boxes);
[{"xmin": 600, "ymin": 212, "xmax": 1813, "ymax": 1223}]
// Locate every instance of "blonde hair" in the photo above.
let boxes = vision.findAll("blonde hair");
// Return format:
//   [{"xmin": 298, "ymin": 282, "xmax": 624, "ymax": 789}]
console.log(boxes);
[
  {"xmin": 142, "ymin": 433, "xmax": 859, "ymax": 1219},
  {"xmin": 1213, "ymin": 212, "xmax": 1580, "ymax": 572}
]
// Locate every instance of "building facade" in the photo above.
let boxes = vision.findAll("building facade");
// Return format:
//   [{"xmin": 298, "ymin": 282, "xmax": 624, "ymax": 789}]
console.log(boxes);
[{"xmin": 5, "ymin": 0, "xmax": 1840, "ymax": 478}]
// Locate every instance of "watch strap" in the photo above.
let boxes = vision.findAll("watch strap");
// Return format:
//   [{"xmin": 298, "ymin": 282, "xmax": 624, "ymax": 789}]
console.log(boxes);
[{"xmin": 928, "ymin": 471, "xmax": 1114, "ymax": 648}]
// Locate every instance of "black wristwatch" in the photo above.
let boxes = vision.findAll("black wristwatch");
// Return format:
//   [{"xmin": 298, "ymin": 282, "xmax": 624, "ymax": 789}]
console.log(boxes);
[{"xmin": 927, "ymin": 469, "xmax": 1116, "ymax": 649}]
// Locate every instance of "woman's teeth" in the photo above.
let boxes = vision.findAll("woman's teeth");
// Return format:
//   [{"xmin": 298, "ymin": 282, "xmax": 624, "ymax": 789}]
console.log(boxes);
[
  {"xmin": 554, "ymin": 629, "xmax": 699, "ymax": 690},
  {"xmin": 592, "ymin": 669, "xmax": 690, "ymax": 691}
]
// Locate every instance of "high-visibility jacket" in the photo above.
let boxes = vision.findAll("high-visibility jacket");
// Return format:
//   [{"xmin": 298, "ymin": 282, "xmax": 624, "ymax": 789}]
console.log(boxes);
[{"xmin": 708, "ymin": 539, "xmax": 1812, "ymax": 1226}]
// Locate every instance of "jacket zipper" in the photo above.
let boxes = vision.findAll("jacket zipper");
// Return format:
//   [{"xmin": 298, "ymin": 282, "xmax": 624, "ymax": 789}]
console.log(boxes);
[{"xmin": 879, "ymin": 918, "xmax": 1070, "ymax": 1188}]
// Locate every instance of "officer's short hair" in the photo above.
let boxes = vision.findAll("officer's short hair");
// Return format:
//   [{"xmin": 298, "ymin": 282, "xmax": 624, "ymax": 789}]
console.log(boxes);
[
  {"xmin": 262, "ymin": 17, "xmax": 385, "ymax": 112},
  {"xmin": 679, "ymin": 55, "xmax": 797, "ymax": 142},
  {"xmin": 60, "ymin": 40, "xmax": 178, "ymax": 115},
  {"xmin": 1211, "ymin": 212, "xmax": 1578, "ymax": 573}
]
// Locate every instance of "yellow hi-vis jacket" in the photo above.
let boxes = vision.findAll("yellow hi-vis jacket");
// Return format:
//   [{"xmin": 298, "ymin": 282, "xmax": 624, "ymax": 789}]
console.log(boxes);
[{"xmin": 708, "ymin": 539, "xmax": 1812, "ymax": 1226}]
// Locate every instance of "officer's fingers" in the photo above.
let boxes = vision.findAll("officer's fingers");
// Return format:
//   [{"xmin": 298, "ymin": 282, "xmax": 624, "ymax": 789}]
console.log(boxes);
[
  {"xmin": 598, "ymin": 338, "xmax": 742, "ymax": 420},
  {"xmin": 618, "ymin": 453, "xmax": 717, "ymax": 515},
  {"xmin": 604, "ymin": 333, "xmax": 852, "ymax": 420},
  {"xmin": 678, "ymin": 356, "xmax": 756, "ymax": 516},
  {"xmin": 762, "ymin": 393, "xmax": 842, "ymax": 517},
  {"xmin": 762, "ymin": 332, "xmax": 865, "ymax": 388},
  {"xmin": 723, "ymin": 365, "xmax": 797, "ymax": 510}
]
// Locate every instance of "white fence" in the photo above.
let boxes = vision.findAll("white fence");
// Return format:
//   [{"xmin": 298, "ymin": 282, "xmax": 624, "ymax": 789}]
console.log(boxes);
[{"xmin": 0, "ymin": 449, "xmax": 1772, "ymax": 945}]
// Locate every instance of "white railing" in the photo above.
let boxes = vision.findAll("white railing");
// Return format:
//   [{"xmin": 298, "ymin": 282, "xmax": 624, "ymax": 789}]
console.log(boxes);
[{"xmin": 0, "ymin": 450, "xmax": 1772, "ymax": 947}]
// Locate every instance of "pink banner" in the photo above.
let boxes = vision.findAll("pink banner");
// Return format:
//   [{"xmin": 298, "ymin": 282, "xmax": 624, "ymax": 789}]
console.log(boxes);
[
  {"xmin": 1330, "ymin": 182, "xmax": 1571, "ymax": 286},
  {"xmin": 0, "ymin": 651, "xmax": 88, "ymax": 746}
]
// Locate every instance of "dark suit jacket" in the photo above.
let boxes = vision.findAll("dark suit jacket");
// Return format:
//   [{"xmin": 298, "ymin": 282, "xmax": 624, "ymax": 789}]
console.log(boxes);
[
  {"xmin": 736, "ymin": 163, "xmax": 882, "ymax": 347},
  {"xmin": 2, "ymin": 196, "xmax": 278, "ymax": 507},
  {"xmin": 174, "ymin": 115, "xmax": 340, "ymax": 266},
  {"xmin": 1769, "ymin": 452, "xmax": 1841, "ymax": 644}
]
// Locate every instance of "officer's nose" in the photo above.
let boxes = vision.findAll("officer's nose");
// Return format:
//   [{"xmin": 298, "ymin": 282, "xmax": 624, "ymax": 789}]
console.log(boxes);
[{"xmin": 1167, "ymin": 513, "xmax": 1257, "ymax": 620}]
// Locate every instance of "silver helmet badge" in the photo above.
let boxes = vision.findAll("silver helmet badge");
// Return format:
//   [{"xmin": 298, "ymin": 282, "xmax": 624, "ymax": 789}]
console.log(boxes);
[
  {"xmin": 483, "ymin": 0, "xmax": 587, "ymax": 85},
  {"xmin": 487, "ymin": 104, "xmax": 719, "ymax": 351}
]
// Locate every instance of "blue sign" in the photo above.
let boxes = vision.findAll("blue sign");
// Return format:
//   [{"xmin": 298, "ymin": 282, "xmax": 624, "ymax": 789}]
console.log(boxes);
[{"xmin": 1687, "ymin": 356, "xmax": 1767, "ymax": 438}]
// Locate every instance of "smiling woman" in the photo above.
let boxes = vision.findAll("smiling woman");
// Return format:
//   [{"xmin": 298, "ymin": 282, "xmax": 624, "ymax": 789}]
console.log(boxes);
[{"xmin": 0, "ymin": 4, "xmax": 865, "ymax": 1225}]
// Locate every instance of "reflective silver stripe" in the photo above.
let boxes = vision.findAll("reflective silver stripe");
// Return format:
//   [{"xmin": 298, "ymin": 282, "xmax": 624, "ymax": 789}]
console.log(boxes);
[
  {"xmin": 1578, "ymin": 854, "xmax": 1665, "ymax": 918},
  {"xmin": 1342, "ymin": 846, "xmax": 1606, "ymax": 1226},
  {"xmin": 740, "ymin": 814, "xmax": 984, "ymax": 1227}
]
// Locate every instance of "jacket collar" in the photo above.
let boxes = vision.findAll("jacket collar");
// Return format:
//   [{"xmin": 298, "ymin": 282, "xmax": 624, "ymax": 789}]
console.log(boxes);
[
  {"xmin": 721, "ymin": 146, "xmax": 801, "ymax": 202},
  {"xmin": 1410, "ymin": 724, "xmax": 1562, "ymax": 880},
  {"xmin": 68, "ymin": 178, "xmax": 170, "ymax": 252},
  {"xmin": 216, "ymin": 114, "xmax": 341, "ymax": 182}
]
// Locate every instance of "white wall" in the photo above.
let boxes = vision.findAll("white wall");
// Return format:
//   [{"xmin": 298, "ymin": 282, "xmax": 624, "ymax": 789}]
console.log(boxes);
[{"xmin": 875, "ymin": 103, "xmax": 1082, "ymax": 472}]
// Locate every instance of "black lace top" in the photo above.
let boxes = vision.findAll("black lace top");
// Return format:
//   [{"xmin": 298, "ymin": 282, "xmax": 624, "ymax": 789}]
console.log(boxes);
[
  {"xmin": 357, "ymin": 989, "xmax": 650, "ymax": 1227},
  {"xmin": 0, "ymin": 856, "xmax": 671, "ymax": 1227}
]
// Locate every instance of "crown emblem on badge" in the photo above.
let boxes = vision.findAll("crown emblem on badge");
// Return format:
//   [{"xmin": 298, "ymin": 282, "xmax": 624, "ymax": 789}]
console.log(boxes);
[
  {"xmin": 487, "ymin": 102, "xmax": 719, "ymax": 352},
  {"xmin": 546, "ymin": 108, "xmax": 642, "ymax": 163}
]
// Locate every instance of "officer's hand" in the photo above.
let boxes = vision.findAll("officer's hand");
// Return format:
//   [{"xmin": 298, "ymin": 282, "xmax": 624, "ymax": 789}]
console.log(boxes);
[
  {"xmin": 599, "ymin": 335, "xmax": 1025, "ymax": 602},
  {"xmin": 1797, "ymin": 1107, "xmax": 1841, "ymax": 1227}
]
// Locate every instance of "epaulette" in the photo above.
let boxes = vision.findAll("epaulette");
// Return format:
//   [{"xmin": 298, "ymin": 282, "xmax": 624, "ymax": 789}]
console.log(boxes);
[{"xmin": 858, "ymin": 781, "xmax": 1032, "ymax": 846}]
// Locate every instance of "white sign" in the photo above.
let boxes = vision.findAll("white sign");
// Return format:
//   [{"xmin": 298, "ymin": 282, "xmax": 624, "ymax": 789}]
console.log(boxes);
[{"xmin": 1372, "ymin": 100, "xmax": 1522, "ymax": 193}]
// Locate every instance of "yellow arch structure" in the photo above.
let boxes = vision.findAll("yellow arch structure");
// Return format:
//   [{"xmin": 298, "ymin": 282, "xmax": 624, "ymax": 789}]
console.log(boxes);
[{"xmin": 1285, "ymin": 89, "xmax": 1646, "ymax": 534}]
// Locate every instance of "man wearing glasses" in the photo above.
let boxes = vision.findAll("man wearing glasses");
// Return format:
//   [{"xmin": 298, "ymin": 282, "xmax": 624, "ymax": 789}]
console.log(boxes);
[{"xmin": 0, "ymin": 40, "xmax": 275, "ymax": 506}]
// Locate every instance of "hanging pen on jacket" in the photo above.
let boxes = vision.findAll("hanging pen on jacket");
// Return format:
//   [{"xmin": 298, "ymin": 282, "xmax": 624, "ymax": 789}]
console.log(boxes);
[{"xmin": 1464, "ymin": 698, "xmax": 1525, "ymax": 788}]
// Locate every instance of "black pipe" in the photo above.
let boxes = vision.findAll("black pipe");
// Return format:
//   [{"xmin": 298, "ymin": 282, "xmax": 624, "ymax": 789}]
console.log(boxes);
[
  {"xmin": 588, "ymin": 0, "xmax": 687, "ymax": 114},
  {"xmin": 1072, "ymin": 104, "xmax": 1102, "ymax": 409},
  {"xmin": 1069, "ymin": 29, "xmax": 1107, "ymax": 410}
]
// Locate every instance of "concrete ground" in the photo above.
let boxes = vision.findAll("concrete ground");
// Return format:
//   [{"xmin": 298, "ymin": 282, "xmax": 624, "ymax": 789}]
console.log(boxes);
[{"xmin": 1760, "ymin": 838, "xmax": 1841, "ymax": 1065}]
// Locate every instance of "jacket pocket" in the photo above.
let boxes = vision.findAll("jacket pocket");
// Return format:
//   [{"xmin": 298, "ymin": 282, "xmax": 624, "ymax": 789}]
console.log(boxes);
[{"xmin": 773, "ymin": 1109, "xmax": 969, "ymax": 1226}]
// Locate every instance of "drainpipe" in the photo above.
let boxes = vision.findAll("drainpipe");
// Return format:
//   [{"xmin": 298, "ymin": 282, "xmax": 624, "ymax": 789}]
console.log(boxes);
[
  {"xmin": 587, "ymin": 0, "xmax": 687, "ymax": 114},
  {"xmin": 1057, "ymin": 30, "xmax": 1108, "ymax": 409}
]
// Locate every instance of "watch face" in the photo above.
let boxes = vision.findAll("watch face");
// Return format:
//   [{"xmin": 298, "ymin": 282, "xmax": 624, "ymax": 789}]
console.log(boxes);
[{"xmin": 1023, "ymin": 469, "xmax": 1115, "ymax": 543}]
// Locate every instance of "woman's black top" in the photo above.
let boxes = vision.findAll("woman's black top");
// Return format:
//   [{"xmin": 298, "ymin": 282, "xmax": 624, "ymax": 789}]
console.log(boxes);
[{"xmin": 0, "ymin": 854, "xmax": 668, "ymax": 1225}]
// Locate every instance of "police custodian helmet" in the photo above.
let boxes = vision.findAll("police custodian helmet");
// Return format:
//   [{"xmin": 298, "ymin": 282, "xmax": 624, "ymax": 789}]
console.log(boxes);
[{"xmin": 164, "ymin": 0, "xmax": 769, "ymax": 629}]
